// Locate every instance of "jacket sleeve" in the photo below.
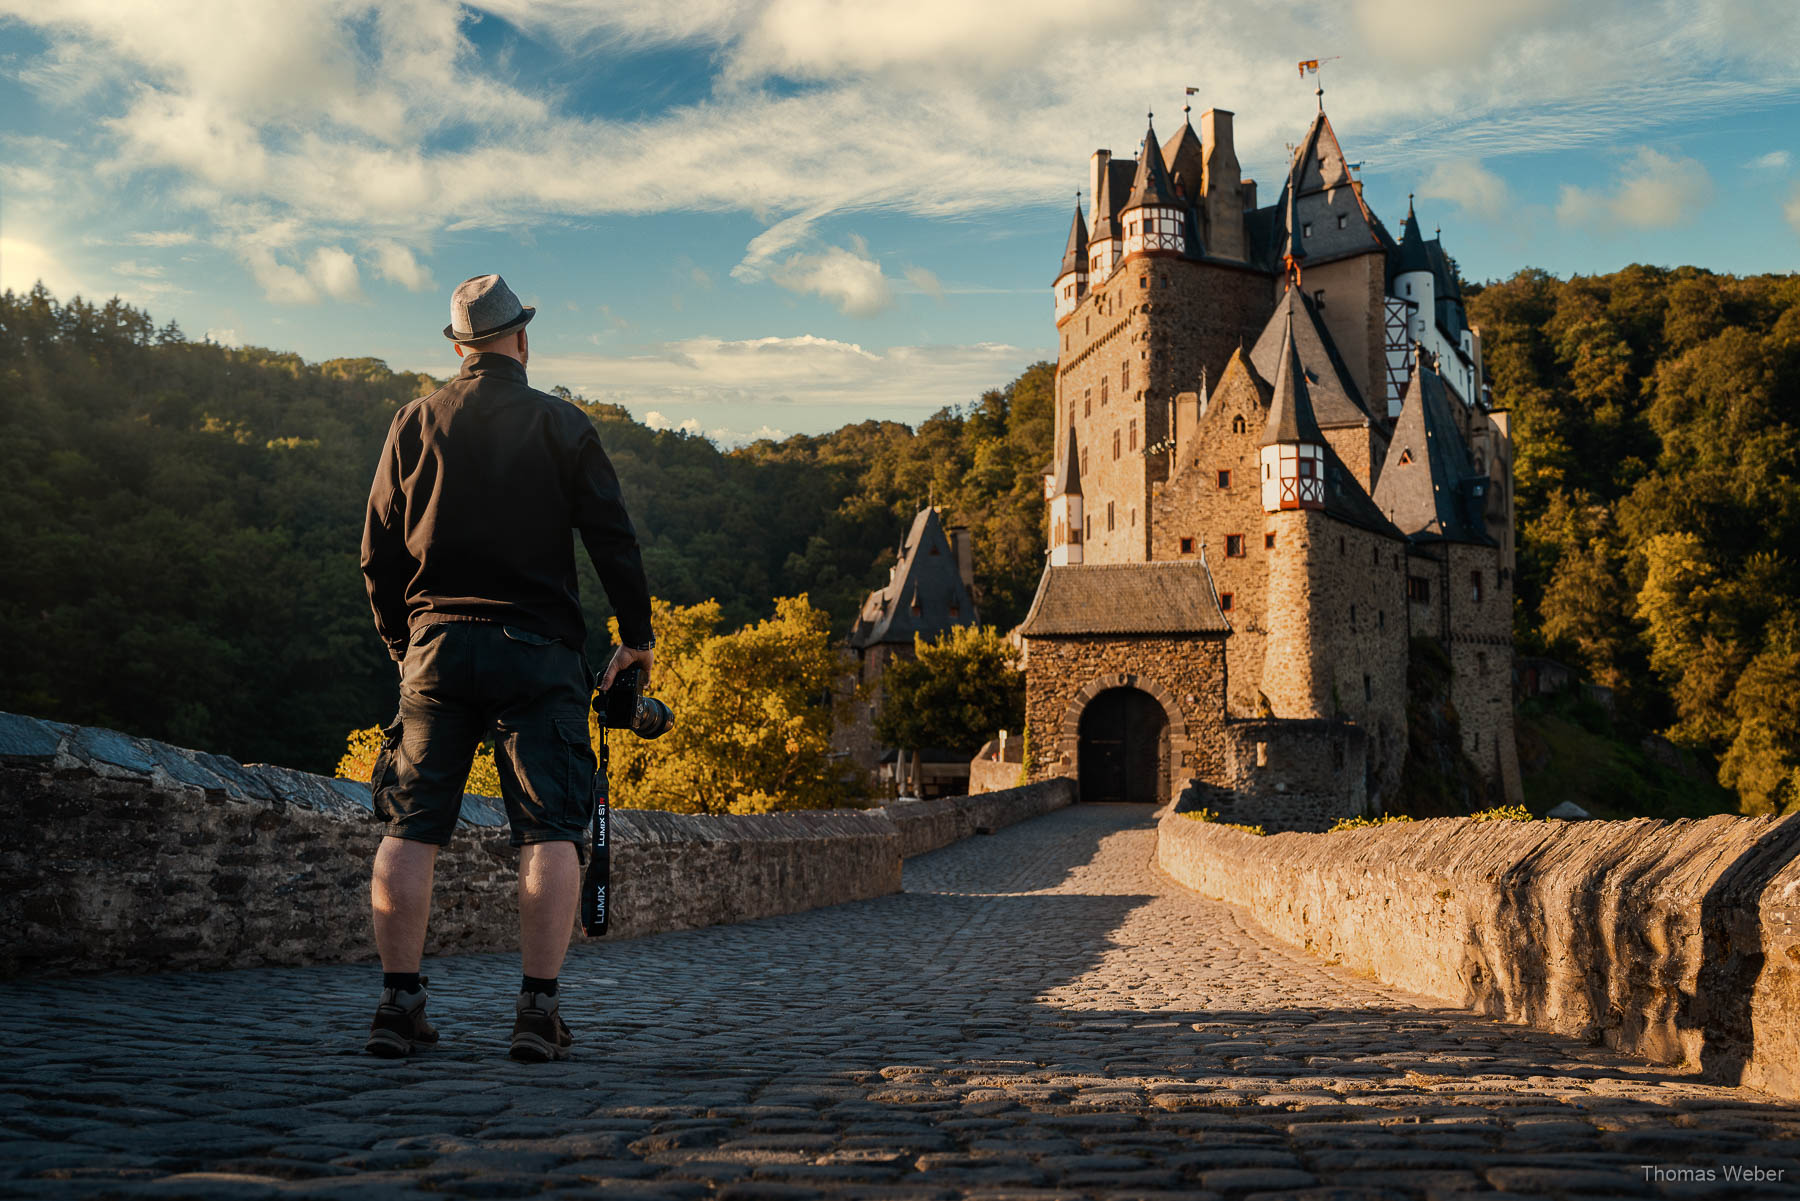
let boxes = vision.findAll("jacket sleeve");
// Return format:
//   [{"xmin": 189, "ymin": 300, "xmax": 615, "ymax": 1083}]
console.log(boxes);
[
  {"xmin": 360, "ymin": 416, "xmax": 413, "ymax": 661},
  {"xmin": 570, "ymin": 422, "xmax": 653, "ymax": 647}
]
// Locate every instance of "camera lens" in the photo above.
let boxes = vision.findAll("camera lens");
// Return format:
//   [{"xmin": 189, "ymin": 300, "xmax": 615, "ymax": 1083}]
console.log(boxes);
[{"xmin": 631, "ymin": 696, "xmax": 675, "ymax": 740}]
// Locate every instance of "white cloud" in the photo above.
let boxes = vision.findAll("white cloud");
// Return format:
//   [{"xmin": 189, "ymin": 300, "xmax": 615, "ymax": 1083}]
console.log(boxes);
[
  {"xmin": 3, "ymin": 0, "xmax": 1798, "ymax": 305},
  {"xmin": 124, "ymin": 230, "xmax": 200, "ymax": 247},
  {"xmin": 205, "ymin": 327, "xmax": 240, "ymax": 346},
  {"xmin": 1786, "ymin": 184, "xmax": 1800, "ymax": 237},
  {"xmin": 904, "ymin": 265, "xmax": 946, "ymax": 302},
  {"xmin": 768, "ymin": 238, "xmax": 894, "ymax": 317},
  {"xmin": 1556, "ymin": 149, "xmax": 1715, "ymax": 231},
  {"xmin": 308, "ymin": 246, "xmax": 363, "ymax": 301},
  {"xmin": 1748, "ymin": 149, "xmax": 1792, "ymax": 170},
  {"xmin": 534, "ymin": 333, "xmax": 1035, "ymax": 417},
  {"xmin": 112, "ymin": 259, "xmax": 167, "ymax": 279},
  {"xmin": 368, "ymin": 239, "xmax": 432, "ymax": 291},
  {"xmin": 1416, "ymin": 159, "xmax": 1514, "ymax": 224}
]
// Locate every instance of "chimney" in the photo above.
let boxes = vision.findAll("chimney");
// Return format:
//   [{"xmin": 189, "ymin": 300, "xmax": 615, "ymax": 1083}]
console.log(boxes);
[
  {"xmin": 950, "ymin": 527, "xmax": 976, "ymax": 602},
  {"xmin": 1088, "ymin": 150, "xmax": 1111, "ymax": 235},
  {"xmin": 1200, "ymin": 109, "xmax": 1245, "ymax": 261},
  {"xmin": 1241, "ymin": 178, "xmax": 1258, "ymax": 211}
]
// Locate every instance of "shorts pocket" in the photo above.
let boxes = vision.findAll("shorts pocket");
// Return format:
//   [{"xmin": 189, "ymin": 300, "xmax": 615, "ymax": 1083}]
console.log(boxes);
[
  {"xmin": 556, "ymin": 717, "xmax": 597, "ymax": 819},
  {"xmin": 370, "ymin": 715, "xmax": 405, "ymax": 819}
]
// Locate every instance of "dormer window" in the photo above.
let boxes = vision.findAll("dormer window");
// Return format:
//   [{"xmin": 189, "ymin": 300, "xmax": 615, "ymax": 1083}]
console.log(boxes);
[
  {"xmin": 1337, "ymin": 213, "xmax": 1347, "ymax": 229},
  {"xmin": 1398, "ymin": 448, "xmax": 1414, "ymax": 465},
  {"xmin": 1302, "ymin": 222, "xmax": 1313, "ymax": 238}
]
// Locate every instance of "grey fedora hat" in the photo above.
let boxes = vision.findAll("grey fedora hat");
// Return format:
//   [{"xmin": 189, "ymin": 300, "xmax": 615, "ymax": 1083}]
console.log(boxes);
[{"xmin": 443, "ymin": 273, "xmax": 536, "ymax": 342}]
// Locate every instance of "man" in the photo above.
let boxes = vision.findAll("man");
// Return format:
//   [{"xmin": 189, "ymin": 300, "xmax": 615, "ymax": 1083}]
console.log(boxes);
[{"xmin": 359, "ymin": 273, "xmax": 653, "ymax": 1062}]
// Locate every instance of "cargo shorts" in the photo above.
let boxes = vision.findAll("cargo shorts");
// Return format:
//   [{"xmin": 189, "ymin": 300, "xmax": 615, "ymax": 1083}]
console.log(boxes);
[{"xmin": 370, "ymin": 620, "xmax": 599, "ymax": 849}]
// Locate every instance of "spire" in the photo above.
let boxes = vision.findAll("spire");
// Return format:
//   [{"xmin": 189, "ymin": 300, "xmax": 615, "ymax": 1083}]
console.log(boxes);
[
  {"xmin": 1262, "ymin": 301, "xmax": 1327, "ymax": 447},
  {"xmin": 1058, "ymin": 194, "xmax": 1088, "ymax": 278},
  {"xmin": 1125, "ymin": 113, "xmax": 1180, "ymax": 210},
  {"xmin": 1397, "ymin": 195, "xmax": 1431, "ymax": 275}
]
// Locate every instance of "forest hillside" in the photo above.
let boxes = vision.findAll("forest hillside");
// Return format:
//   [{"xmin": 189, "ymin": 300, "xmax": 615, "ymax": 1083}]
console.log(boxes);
[{"xmin": 3, "ymin": 267, "xmax": 1796, "ymax": 815}]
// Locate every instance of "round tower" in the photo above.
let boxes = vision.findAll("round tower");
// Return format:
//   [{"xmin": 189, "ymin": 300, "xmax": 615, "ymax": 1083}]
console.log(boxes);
[
  {"xmin": 1120, "ymin": 114, "xmax": 1187, "ymax": 258},
  {"xmin": 1395, "ymin": 197, "xmax": 1435, "ymax": 345},
  {"xmin": 1054, "ymin": 197, "xmax": 1088, "ymax": 324}
]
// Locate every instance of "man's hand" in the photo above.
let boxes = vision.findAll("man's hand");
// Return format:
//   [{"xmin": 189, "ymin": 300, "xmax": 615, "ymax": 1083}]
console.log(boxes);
[{"xmin": 599, "ymin": 644, "xmax": 654, "ymax": 692}]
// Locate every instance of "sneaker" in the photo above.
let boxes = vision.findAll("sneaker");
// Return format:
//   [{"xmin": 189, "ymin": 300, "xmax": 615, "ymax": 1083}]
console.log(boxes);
[
  {"xmin": 364, "ymin": 978, "xmax": 439, "ymax": 1058},
  {"xmin": 510, "ymin": 990, "xmax": 573, "ymax": 1062}
]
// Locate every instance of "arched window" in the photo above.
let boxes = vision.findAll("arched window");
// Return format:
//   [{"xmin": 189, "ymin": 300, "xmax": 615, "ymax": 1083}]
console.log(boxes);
[{"xmin": 1232, "ymin": 414, "xmax": 1246, "ymax": 434}]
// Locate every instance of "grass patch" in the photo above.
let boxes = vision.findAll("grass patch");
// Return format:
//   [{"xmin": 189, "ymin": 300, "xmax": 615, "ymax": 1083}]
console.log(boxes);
[{"xmin": 1179, "ymin": 808, "xmax": 1266, "ymax": 836}]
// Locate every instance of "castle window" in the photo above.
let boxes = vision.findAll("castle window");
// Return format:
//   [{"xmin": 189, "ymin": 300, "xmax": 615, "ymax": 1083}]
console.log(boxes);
[
  {"xmin": 1101, "ymin": 376, "xmax": 1109, "ymax": 405},
  {"xmin": 1179, "ymin": 536, "xmax": 1194, "ymax": 554},
  {"xmin": 1085, "ymin": 388, "xmax": 1092, "ymax": 416},
  {"xmin": 1085, "ymin": 514, "xmax": 1091, "ymax": 539},
  {"xmin": 949, "ymin": 602, "xmax": 960, "ymax": 619},
  {"xmin": 1302, "ymin": 222, "xmax": 1313, "ymax": 238},
  {"xmin": 1233, "ymin": 414, "xmax": 1247, "ymax": 435},
  {"xmin": 1339, "ymin": 536, "xmax": 1346, "ymax": 555},
  {"xmin": 1265, "ymin": 532, "xmax": 1276, "ymax": 549},
  {"xmin": 1478, "ymin": 652, "xmax": 1488, "ymax": 675},
  {"xmin": 1363, "ymin": 674, "xmax": 1372, "ymax": 702},
  {"xmin": 1139, "ymin": 276, "xmax": 1147, "ymax": 288},
  {"xmin": 1350, "ymin": 604, "xmax": 1356, "ymax": 625},
  {"xmin": 1256, "ymin": 741, "xmax": 1268, "ymax": 767},
  {"xmin": 1122, "ymin": 359, "xmax": 1129, "ymax": 388},
  {"xmin": 1338, "ymin": 213, "xmax": 1348, "ymax": 230},
  {"xmin": 1407, "ymin": 576, "xmax": 1431, "ymax": 603},
  {"xmin": 1471, "ymin": 571, "xmax": 1484, "ymax": 602},
  {"xmin": 1129, "ymin": 420, "xmax": 1137, "ymax": 451},
  {"xmin": 1217, "ymin": 470, "xmax": 1231, "ymax": 489},
  {"xmin": 1314, "ymin": 289, "xmax": 1326, "ymax": 311},
  {"xmin": 1081, "ymin": 448, "xmax": 1089, "ymax": 475},
  {"xmin": 1112, "ymin": 430, "xmax": 1120, "ymax": 460},
  {"xmin": 1373, "ymin": 546, "xmax": 1380, "ymax": 566},
  {"xmin": 1398, "ymin": 448, "xmax": 1413, "ymax": 465},
  {"xmin": 1379, "ymin": 609, "xmax": 1385, "ymax": 629},
  {"xmin": 911, "ymin": 595, "xmax": 923, "ymax": 616},
  {"xmin": 1225, "ymin": 534, "xmax": 1245, "ymax": 557},
  {"xmin": 1220, "ymin": 592, "xmax": 1234, "ymax": 611},
  {"xmin": 1107, "ymin": 502, "xmax": 1115, "ymax": 531},
  {"xmin": 1474, "ymin": 731, "xmax": 1480, "ymax": 751},
  {"xmin": 1131, "ymin": 506, "xmax": 1136, "ymax": 527}
]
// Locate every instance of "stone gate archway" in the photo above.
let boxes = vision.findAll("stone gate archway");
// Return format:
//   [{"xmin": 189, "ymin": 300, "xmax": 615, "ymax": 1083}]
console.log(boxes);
[{"xmin": 1058, "ymin": 674, "xmax": 1190, "ymax": 804}]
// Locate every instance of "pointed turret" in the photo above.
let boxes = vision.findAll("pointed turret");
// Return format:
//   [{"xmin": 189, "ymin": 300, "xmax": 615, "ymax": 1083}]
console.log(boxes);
[
  {"xmin": 1053, "ymin": 197, "xmax": 1089, "ymax": 322},
  {"xmin": 1120, "ymin": 114, "xmax": 1187, "ymax": 258},
  {"xmin": 1259, "ymin": 308, "xmax": 1327, "ymax": 511},
  {"xmin": 1396, "ymin": 197, "xmax": 1432, "ymax": 275}
]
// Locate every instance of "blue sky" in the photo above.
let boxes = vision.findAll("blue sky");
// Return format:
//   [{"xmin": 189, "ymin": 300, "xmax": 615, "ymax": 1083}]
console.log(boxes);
[{"xmin": 2, "ymin": 0, "xmax": 1798, "ymax": 443}]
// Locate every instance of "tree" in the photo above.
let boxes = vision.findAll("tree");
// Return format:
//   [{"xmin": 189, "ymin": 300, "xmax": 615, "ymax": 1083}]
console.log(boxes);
[
  {"xmin": 603, "ymin": 595, "xmax": 849, "ymax": 814},
  {"xmin": 874, "ymin": 625, "xmax": 1025, "ymax": 756}
]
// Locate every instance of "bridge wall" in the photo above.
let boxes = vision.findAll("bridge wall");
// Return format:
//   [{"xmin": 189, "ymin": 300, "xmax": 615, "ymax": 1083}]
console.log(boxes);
[
  {"xmin": 0, "ymin": 712, "xmax": 1073, "ymax": 978},
  {"xmin": 1158, "ymin": 810, "xmax": 1800, "ymax": 1100}
]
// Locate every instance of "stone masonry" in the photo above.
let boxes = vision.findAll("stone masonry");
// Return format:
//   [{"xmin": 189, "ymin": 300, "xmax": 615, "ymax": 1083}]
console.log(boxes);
[{"xmin": 5, "ymin": 805, "xmax": 1799, "ymax": 1200}]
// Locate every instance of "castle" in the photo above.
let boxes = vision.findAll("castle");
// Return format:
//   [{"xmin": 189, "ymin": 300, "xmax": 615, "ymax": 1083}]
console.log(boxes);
[{"xmin": 1020, "ymin": 100, "xmax": 1521, "ymax": 825}]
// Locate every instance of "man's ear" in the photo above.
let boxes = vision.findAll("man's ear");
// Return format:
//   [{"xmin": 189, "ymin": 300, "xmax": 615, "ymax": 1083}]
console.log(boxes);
[{"xmin": 518, "ymin": 329, "xmax": 529, "ymax": 363}]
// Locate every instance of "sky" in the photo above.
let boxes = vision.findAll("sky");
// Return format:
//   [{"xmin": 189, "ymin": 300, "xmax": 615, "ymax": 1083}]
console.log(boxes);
[{"xmin": 2, "ymin": 0, "xmax": 1798, "ymax": 445}]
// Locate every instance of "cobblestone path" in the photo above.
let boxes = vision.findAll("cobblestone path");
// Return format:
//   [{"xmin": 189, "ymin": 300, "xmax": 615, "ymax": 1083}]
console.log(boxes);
[{"xmin": 5, "ymin": 805, "xmax": 1799, "ymax": 1200}]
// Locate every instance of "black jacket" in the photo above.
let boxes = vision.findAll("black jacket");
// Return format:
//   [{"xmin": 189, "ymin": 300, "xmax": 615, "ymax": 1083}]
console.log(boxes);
[{"xmin": 361, "ymin": 353, "xmax": 652, "ymax": 661}]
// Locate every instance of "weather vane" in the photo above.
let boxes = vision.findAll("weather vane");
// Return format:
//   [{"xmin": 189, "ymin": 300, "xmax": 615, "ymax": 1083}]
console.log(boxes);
[{"xmin": 1297, "ymin": 56, "xmax": 1340, "ymax": 109}]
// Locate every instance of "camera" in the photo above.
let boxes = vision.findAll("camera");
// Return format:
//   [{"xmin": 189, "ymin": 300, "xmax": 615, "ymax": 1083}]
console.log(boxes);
[{"xmin": 595, "ymin": 664, "xmax": 674, "ymax": 740}]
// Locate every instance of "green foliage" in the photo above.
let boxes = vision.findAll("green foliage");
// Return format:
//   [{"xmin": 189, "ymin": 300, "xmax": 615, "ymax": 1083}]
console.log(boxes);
[
  {"xmin": 0, "ymin": 285, "xmax": 1051, "ymax": 773},
  {"xmin": 1328, "ymin": 814, "xmax": 1414, "ymax": 832},
  {"xmin": 1515, "ymin": 692, "xmax": 1737, "ymax": 820},
  {"xmin": 1470, "ymin": 266, "xmax": 1800, "ymax": 814},
  {"xmin": 603, "ymin": 595, "xmax": 849, "ymax": 814},
  {"xmin": 1179, "ymin": 808, "xmax": 1266, "ymax": 835},
  {"xmin": 874, "ymin": 626, "xmax": 1025, "ymax": 755}
]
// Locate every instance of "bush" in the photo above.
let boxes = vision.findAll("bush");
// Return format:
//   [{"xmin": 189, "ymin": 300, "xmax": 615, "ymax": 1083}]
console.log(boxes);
[{"xmin": 1179, "ymin": 808, "xmax": 1266, "ymax": 835}]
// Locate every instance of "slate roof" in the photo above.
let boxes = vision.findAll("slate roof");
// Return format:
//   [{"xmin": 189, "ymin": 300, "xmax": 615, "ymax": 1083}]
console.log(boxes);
[
  {"xmin": 1161, "ymin": 119, "xmax": 1204, "ymax": 199},
  {"xmin": 1091, "ymin": 157, "xmax": 1139, "ymax": 243},
  {"xmin": 1020, "ymin": 563, "xmax": 1230, "ymax": 637},
  {"xmin": 1371, "ymin": 364, "xmax": 1494, "ymax": 545},
  {"xmin": 1395, "ymin": 201, "xmax": 1433, "ymax": 276},
  {"xmin": 1260, "ymin": 309, "xmax": 1328, "ymax": 447},
  {"xmin": 1249, "ymin": 287, "xmax": 1373, "ymax": 429},
  {"xmin": 1057, "ymin": 201, "xmax": 1087, "ymax": 281},
  {"xmin": 848, "ymin": 507, "xmax": 979, "ymax": 649},
  {"xmin": 1125, "ymin": 117, "xmax": 1181, "ymax": 210}
]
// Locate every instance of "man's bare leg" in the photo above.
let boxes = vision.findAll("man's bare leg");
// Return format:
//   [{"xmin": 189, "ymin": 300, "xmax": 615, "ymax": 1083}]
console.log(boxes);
[
  {"xmin": 519, "ymin": 840, "xmax": 580, "ymax": 978},
  {"xmin": 372, "ymin": 836, "xmax": 439, "ymax": 971}
]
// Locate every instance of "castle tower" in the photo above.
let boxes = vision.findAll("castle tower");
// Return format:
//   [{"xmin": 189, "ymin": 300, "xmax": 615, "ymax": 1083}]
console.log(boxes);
[
  {"xmin": 1048, "ymin": 430, "xmax": 1084, "ymax": 566},
  {"xmin": 1087, "ymin": 151, "xmax": 1124, "ymax": 278},
  {"xmin": 1258, "ymin": 315, "xmax": 1333, "ymax": 719},
  {"xmin": 1394, "ymin": 200, "xmax": 1436, "ymax": 353},
  {"xmin": 1119, "ymin": 115, "xmax": 1187, "ymax": 257},
  {"xmin": 1053, "ymin": 200, "xmax": 1088, "ymax": 324}
]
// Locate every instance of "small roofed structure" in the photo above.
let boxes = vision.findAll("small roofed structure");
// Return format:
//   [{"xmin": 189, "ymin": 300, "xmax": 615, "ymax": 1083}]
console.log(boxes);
[
  {"xmin": 849, "ymin": 506, "xmax": 977, "ymax": 654},
  {"xmin": 1021, "ymin": 561, "xmax": 1230, "ymax": 638}
]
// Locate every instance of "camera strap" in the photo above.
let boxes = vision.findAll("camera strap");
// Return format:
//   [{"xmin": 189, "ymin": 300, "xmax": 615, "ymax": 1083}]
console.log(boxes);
[{"xmin": 580, "ymin": 733, "xmax": 610, "ymax": 937}]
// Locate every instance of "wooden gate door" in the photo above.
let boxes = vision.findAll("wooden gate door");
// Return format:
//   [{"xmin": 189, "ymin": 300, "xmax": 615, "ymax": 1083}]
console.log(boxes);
[{"xmin": 1078, "ymin": 688, "xmax": 1169, "ymax": 803}]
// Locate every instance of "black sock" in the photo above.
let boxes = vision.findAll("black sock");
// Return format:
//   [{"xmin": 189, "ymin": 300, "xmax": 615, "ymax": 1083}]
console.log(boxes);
[
  {"xmin": 522, "ymin": 974, "xmax": 558, "ymax": 997},
  {"xmin": 383, "ymin": 971, "xmax": 422, "ymax": 994}
]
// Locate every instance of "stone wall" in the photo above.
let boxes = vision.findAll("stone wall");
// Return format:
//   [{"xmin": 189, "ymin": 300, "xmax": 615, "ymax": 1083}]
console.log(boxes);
[
  {"xmin": 0, "ymin": 711, "xmax": 1072, "ymax": 978},
  {"xmin": 1207, "ymin": 718, "xmax": 1367, "ymax": 831},
  {"xmin": 1024, "ymin": 635, "xmax": 1229, "ymax": 793},
  {"xmin": 1157, "ymin": 809, "xmax": 1800, "ymax": 1100},
  {"xmin": 879, "ymin": 780, "xmax": 1077, "ymax": 859}
]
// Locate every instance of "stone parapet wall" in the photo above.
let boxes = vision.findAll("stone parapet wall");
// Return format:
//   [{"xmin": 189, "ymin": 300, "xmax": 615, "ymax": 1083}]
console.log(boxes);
[
  {"xmin": 0, "ymin": 711, "xmax": 1070, "ymax": 978},
  {"xmin": 877, "ymin": 779, "xmax": 1076, "ymax": 860},
  {"xmin": 1157, "ymin": 809, "xmax": 1800, "ymax": 1100}
]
